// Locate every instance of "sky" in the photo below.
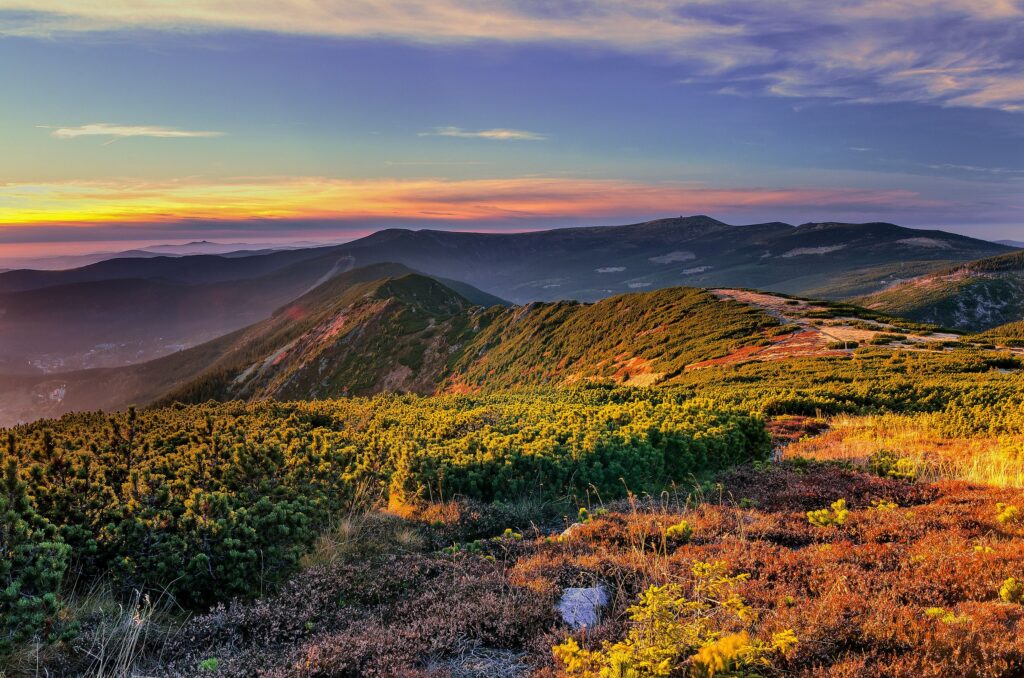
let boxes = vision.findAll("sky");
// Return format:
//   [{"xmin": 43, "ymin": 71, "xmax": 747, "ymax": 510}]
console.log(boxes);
[{"xmin": 1, "ymin": 1, "xmax": 1023, "ymax": 257}]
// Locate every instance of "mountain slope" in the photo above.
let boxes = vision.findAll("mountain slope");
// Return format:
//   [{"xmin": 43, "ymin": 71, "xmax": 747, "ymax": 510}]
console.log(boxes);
[
  {"xmin": 0, "ymin": 246, "xmax": 335, "ymax": 293},
  {"xmin": 0, "ymin": 264, "xmax": 499, "ymax": 423},
  {"xmin": 978, "ymin": 320, "xmax": 1024, "ymax": 346},
  {"xmin": 0, "ymin": 249, "xmax": 509, "ymax": 372},
  {"xmin": 160, "ymin": 265, "xmax": 483, "ymax": 404},
  {"xmin": 445, "ymin": 286, "xmax": 778, "ymax": 390},
  {"xmin": 854, "ymin": 251, "xmax": 1024, "ymax": 331},
  {"xmin": 0, "ymin": 259, "xmax": 986, "ymax": 427},
  {"xmin": 163, "ymin": 268, "xmax": 784, "ymax": 404},
  {"xmin": 0, "ymin": 213, "xmax": 1011, "ymax": 421},
  {"xmin": 0, "ymin": 217, "xmax": 1007, "ymax": 375},
  {"xmin": 2, "ymin": 217, "xmax": 1007, "ymax": 305},
  {"xmin": 0, "ymin": 265, "xmax": 782, "ymax": 424}
]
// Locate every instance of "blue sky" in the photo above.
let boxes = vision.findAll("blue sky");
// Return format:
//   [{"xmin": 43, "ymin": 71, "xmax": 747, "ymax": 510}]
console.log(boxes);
[{"xmin": 0, "ymin": 1, "xmax": 1022, "ymax": 255}]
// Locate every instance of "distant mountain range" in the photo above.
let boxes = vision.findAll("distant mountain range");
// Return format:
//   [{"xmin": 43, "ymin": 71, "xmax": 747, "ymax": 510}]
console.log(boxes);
[
  {"xmin": 0, "ymin": 216, "xmax": 1012, "ymax": 376},
  {"xmin": 996, "ymin": 240, "xmax": 1024, "ymax": 248},
  {"xmin": 855, "ymin": 251, "xmax": 1024, "ymax": 331},
  {"xmin": 0, "ymin": 240, "xmax": 328, "ymax": 271},
  {"xmin": 324, "ymin": 217, "xmax": 1011, "ymax": 303}
]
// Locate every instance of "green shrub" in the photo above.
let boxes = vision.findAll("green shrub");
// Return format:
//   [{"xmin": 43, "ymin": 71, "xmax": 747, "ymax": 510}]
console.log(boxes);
[
  {"xmin": 664, "ymin": 519, "xmax": 693, "ymax": 542},
  {"xmin": 553, "ymin": 561, "xmax": 797, "ymax": 677},
  {"xmin": 997, "ymin": 503, "xmax": 1021, "ymax": 526},
  {"xmin": 868, "ymin": 449, "xmax": 918, "ymax": 480},
  {"xmin": 999, "ymin": 577, "xmax": 1023, "ymax": 604},
  {"xmin": 7, "ymin": 390, "xmax": 770, "ymax": 611},
  {"xmin": 807, "ymin": 499, "xmax": 849, "ymax": 527},
  {"xmin": 1, "ymin": 436, "xmax": 71, "ymax": 655}
]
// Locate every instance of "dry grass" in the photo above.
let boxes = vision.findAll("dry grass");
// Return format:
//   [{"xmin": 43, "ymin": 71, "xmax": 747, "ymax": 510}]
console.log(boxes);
[
  {"xmin": 300, "ymin": 512, "xmax": 429, "ymax": 569},
  {"xmin": 785, "ymin": 413, "xmax": 1024, "ymax": 488},
  {"xmin": 5, "ymin": 584, "xmax": 184, "ymax": 678}
]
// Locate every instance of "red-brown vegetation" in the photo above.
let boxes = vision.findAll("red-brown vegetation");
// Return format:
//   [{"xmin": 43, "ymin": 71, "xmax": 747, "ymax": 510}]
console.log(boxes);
[{"xmin": 130, "ymin": 462, "xmax": 1024, "ymax": 676}]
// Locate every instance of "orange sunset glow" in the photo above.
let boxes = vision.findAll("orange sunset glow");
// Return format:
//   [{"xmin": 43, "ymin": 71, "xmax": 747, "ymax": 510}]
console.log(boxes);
[{"xmin": 0, "ymin": 177, "xmax": 945, "ymax": 228}]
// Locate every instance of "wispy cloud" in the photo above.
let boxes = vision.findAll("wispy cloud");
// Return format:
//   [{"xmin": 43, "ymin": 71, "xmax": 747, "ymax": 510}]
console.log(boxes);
[
  {"xmin": 419, "ymin": 126, "xmax": 546, "ymax": 141},
  {"xmin": 924, "ymin": 162, "xmax": 1024, "ymax": 176},
  {"xmin": 41, "ymin": 123, "xmax": 224, "ymax": 141},
  {"xmin": 3, "ymin": 1, "xmax": 1022, "ymax": 112}
]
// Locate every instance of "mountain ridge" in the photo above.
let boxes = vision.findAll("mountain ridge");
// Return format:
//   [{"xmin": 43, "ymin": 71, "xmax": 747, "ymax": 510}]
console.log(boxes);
[
  {"xmin": 0, "ymin": 261, "xmax": 963, "ymax": 427},
  {"xmin": 0, "ymin": 216, "xmax": 1010, "ymax": 377}
]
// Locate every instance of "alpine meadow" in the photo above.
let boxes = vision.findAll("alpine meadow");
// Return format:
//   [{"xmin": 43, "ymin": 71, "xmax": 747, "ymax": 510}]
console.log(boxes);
[{"xmin": 2, "ymin": 2, "xmax": 1024, "ymax": 677}]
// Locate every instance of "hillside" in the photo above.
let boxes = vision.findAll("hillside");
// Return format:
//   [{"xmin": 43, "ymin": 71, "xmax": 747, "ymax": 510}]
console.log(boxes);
[
  {"xmin": 855, "ymin": 251, "xmax": 1024, "ymax": 331},
  {"xmin": 979, "ymin": 320, "xmax": 1024, "ymax": 346},
  {"xmin": 0, "ymin": 252, "xmax": 505, "ymax": 373},
  {"xmin": 0, "ymin": 267, "xmax": 778, "ymax": 424},
  {"xmin": 8, "ymin": 350, "xmax": 1024, "ymax": 675},
  {"xmin": 0, "ymin": 263, "xmax": 977, "ymax": 428},
  {"xmin": 0, "ymin": 264, "xmax": 477, "ymax": 424}
]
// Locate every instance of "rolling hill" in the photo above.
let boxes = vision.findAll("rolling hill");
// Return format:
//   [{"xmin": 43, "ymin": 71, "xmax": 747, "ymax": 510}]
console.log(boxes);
[
  {"xmin": 978, "ymin": 319, "xmax": 1024, "ymax": 346},
  {"xmin": 0, "ymin": 246, "xmax": 336, "ymax": 293},
  {"xmin": 1, "ymin": 216, "xmax": 1009, "ymax": 302},
  {"xmin": 0, "ymin": 260, "xmax": 969, "ymax": 427},
  {"xmin": 0, "ymin": 263, "xmax": 780, "ymax": 424},
  {"xmin": 0, "ymin": 251, "xmax": 506, "ymax": 372},
  {"xmin": 855, "ymin": 251, "xmax": 1024, "ymax": 331}
]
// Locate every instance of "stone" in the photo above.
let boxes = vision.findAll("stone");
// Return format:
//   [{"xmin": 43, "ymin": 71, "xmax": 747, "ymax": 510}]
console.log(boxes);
[{"xmin": 557, "ymin": 585, "xmax": 609, "ymax": 629}]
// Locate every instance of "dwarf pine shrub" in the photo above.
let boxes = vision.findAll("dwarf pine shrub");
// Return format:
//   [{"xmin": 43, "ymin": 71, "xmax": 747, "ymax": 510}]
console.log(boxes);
[
  {"xmin": 664, "ymin": 519, "xmax": 693, "ymax": 543},
  {"xmin": 1, "ymin": 437, "xmax": 71, "ymax": 655},
  {"xmin": 868, "ymin": 449, "xmax": 917, "ymax": 480},
  {"xmin": 869, "ymin": 499, "xmax": 898, "ymax": 511},
  {"xmin": 924, "ymin": 607, "xmax": 968, "ymax": 624},
  {"xmin": 808, "ymin": 499, "xmax": 849, "ymax": 527},
  {"xmin": 996, "ymin": 503, "xmax": 1021, "ymax": 526},
  {"xmin": 999, "ymin": 577, "xmax": 1023, "ymax": 604}
]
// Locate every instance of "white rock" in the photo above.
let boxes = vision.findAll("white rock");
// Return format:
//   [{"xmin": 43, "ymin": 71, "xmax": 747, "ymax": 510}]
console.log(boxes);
[{"xmin": 557, "ymin": 585, "xmax": 609, "ymax": 629}]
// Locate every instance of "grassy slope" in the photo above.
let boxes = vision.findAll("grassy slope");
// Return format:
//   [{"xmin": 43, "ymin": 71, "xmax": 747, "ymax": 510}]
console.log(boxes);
[
  {"xmin": 855, "ymin": 251, "xmax": 1024, "ymax": 331},
  {"xmin": 450, "ymin": 286, "xmax": 779, "ymax": 390}
]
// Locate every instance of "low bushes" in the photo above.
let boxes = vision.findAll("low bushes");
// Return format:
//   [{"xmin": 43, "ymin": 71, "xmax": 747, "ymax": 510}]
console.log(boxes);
[
  {"xmin": 3, "ymin": 388, "xmax": 769, "ymax": 615},
  {"xmin": 1, "ymin": 439, "xmax": 71, "ymax": 655}
]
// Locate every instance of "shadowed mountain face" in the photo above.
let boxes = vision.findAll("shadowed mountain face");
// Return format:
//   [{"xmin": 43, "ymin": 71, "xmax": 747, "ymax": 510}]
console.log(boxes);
[
  {"xmin": 0, "ymin": 252, "xmax": 355, "ymax": 371},
  {"xmin": 855, "ymin": 251, "xmax": 1024, "ymax": 331}
]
